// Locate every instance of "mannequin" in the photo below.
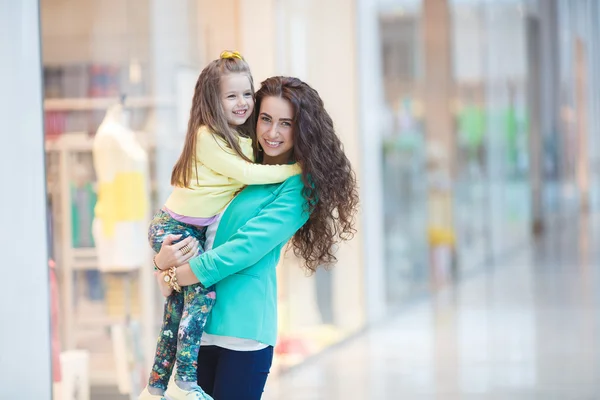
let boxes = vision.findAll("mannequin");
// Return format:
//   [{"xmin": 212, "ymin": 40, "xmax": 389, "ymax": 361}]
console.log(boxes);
[{"xmin": 92, "ymin": 103, "xmax": 149, "ymax": 272}]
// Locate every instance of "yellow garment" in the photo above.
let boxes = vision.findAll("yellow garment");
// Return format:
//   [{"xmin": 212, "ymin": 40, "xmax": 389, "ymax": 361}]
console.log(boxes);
[
  {"xmin": 165, "ymin": 126, "xmax": 301, "ymax": 218},
  {"xmin": 95, "ymin": 172, "xmax": 148, "ymax": 237},
  {"xmin": 92, "ymin": 104, "xmax": 149, "ymax": 240}
]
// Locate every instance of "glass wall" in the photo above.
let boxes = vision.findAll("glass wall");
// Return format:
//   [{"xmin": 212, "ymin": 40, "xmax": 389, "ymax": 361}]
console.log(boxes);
[
  {"xmin": 556, "ymin": 0, "xmax": 600, "ymax": 214},
  {"xmin": 374, "ymin": 0, "xmax": 536, "ymax": 304},
  {"xmin": 377, "ymin": 4, "xmax": 429, "ymax": 307},
  {"xmin": 476, "ymin": 0, "xmax": 532, "ymax": 262},
  {"xmin": 371, "ymin": 0, "xmax": 600, "ymax": 302},
  {"xmin": 42, "ymin": 0, "xmax": 204, "ymax": 391}
]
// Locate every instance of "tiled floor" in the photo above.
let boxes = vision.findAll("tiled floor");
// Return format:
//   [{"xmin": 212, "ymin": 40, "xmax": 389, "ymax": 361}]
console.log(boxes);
[{"xmin": 263, "ymin": 214, "xmax": 600, "ymax": 399}]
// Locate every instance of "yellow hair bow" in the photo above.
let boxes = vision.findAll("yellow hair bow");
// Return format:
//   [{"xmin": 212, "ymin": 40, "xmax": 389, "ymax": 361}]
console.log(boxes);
[{"xmin": 220, "ymin": 50, "xmax": 243, "ymax": 60}]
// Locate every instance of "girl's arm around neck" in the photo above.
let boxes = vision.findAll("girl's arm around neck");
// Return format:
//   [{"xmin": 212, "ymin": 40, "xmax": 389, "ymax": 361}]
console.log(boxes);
[{"xmin": 197, "ymin": 131, "xmax": 301, "ymax": 185}]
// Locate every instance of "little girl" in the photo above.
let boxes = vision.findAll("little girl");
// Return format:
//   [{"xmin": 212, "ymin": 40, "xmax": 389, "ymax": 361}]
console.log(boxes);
[{"xmin": 139, "ymin": 51, "xmax": 301, "ymax": 400}]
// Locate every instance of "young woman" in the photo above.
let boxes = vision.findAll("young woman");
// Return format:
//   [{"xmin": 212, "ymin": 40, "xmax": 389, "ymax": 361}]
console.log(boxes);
[{"xmin": 154, "ymin": 76, "xmax": 359, "ymax": 400}]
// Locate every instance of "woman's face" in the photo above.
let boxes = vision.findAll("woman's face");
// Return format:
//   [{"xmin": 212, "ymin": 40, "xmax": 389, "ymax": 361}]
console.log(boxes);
[{"xmin": 256, "ymin": 96, "xmax": 295, "ymax": 164}]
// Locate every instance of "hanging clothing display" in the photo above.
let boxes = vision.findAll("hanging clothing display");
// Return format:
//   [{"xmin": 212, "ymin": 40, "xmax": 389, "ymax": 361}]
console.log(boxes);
[{"xmin": 92, "ymin": 103, "xmax": 149, "ymax": 271}]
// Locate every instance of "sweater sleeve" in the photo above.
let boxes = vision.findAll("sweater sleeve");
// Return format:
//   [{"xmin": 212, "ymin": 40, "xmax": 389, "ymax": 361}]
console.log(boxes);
[
  {"xmin": 196, "ymin": 131, "xmax": 301, "ymax": 184},
  {"xmin": 189, "ymin": 177, "xmax": 309, "ymax": 286}
]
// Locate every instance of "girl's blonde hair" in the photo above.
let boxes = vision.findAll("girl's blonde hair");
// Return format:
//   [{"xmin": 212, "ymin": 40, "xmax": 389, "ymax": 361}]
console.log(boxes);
[{"xmin": 171, "ymin": 51, "xmax": 255, "ymax": 187}]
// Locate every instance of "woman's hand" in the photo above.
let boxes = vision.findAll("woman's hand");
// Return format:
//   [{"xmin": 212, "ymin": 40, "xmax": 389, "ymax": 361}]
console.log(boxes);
[
  {"xmin": 154, "ymin": 234, "xmax": 200, "ymax": 270},
  {"xmin": 154, "ymin": 271, "xmax": 173, "ymax": 297}
]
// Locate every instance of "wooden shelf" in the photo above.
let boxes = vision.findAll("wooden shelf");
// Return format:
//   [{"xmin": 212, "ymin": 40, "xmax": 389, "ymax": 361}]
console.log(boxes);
[{"xmin": 44, "ymin": 97, "xmax": 174, "ymax": 111}]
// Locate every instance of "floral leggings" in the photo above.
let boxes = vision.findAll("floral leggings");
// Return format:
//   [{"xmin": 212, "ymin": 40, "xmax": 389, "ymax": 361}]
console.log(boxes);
[{"xmin": 147, "ymin": 209, "xmax": 217, "ymax": 390}]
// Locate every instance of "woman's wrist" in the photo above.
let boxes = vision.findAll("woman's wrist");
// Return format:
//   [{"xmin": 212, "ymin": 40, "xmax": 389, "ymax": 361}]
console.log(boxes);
[
  {"xmin": 173, "ymin": 262, "xmax": 201, "ymax": 287},
  {"xmin": 152, "ymin": 255, "xmax": 167, "ymax": 271},
  {"xmin": 163, "ymin": 267, "xmax": 182, "ymax": 292},
  {"xmin": 154, "ymin": 270, "xmax": 173, "ymax": 297}
]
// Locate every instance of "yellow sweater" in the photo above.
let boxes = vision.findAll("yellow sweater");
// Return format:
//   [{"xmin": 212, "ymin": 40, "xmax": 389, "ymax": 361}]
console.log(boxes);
[{"xmin": 165, "ymin": 126, "xmax": 301, "ymax": 218}]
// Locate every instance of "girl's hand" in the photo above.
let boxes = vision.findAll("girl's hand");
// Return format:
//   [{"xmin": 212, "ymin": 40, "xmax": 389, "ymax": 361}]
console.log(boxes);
[
  {"xmin": 154, "ymin": 271, "xmax": 173, "ymax": 298},
  {"xmin": 154, "ymin": 234, "xmax": 200, "ymax": 270}
]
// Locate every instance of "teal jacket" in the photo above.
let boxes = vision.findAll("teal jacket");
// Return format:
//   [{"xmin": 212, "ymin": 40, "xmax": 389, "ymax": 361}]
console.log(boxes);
[{"xmin": 189, "ymin": 175, "xmax": 309, "ymax": 346}]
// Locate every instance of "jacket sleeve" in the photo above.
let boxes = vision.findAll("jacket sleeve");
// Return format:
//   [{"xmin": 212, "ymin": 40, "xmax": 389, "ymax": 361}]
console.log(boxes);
[
  {"xmin": 197, "ymin": 131, "xmax": 301, "ymax": 184},
  {"xmin": 190, "ymin": 178, "xmax": 309, "ymax": 286}
]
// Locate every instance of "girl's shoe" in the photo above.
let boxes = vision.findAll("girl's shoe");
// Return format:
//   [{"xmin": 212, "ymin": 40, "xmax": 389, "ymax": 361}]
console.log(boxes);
[
  {"xmin": 138, "ymin": 386, "xmax": 166, "ymax": 400},
  {"xmin": 164, "ymin": 383, "xmax": 213, "ymax": 400}
]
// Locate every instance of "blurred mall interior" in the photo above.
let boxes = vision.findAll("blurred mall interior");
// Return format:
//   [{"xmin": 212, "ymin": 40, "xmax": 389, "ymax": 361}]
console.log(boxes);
[{"xmin": 2, "ymin": 0, "xmax": 600, "ymax": 398}]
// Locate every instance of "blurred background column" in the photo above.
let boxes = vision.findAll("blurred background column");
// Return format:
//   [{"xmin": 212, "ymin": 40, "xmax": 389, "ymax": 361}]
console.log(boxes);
[
  {"xmin": 574, "ymin": 38, "xmax": 589, "ymax": 212},
  {"xmin": 526, "ymin": 2, "xmax": 544, "ymax": 236},
  {"xmin": 586, "ymin": 1, "xmax": 600, "ymax": 211},
  {"xmin": 0, "ymin": 1, "xmax": 53, "ymax": 398},
  {"xmin": 571, "ymin": 1, "xmax": 592, "ymax": 214},
  {"xmin": 356, "ymin": 0, "xmax": 387, "ymax": 321},
  {"xmin": 423, "ymin": 0, "xmax": 456, "ymax": 286},
  {"xmin": 537, "ymin": 0, "xmax": 560, "ymax": 231}
]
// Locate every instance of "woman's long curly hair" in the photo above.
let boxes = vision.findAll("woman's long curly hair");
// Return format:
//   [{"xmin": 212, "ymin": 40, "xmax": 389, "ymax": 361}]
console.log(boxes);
[{"xmin": 255, "ymin": 76, "xmax": 359, "ymax": 273}]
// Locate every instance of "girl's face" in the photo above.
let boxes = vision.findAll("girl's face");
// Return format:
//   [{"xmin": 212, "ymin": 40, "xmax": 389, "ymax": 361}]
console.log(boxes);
[
  {"xmin": 220, "ymin": 73, "xmax": 254, "ymax": 126},
  {"xmin": 257, "ymin": 96, "xmax": 295, "ymax": 165}
]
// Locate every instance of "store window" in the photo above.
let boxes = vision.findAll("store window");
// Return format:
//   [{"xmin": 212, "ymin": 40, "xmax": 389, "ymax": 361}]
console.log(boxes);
[
  {"xmin": 41, "ymin": 0, "xmax": 206, "ymax": 392},
  {"xmin": 378, "ymin": 4, "xmax": 429, "ymax": 306},
  {"xmin": 374, "ymin": 0, "xmax": 536, "ymax": 294},
  {"xmin": 450, "ymin": 0, "xmax": 533, "ymax": 270}
]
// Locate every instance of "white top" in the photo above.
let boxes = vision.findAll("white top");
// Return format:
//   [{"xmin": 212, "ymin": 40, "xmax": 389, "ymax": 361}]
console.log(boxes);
[{"xmin": 201, "ymin": 204, "xmax": 269, "ymax": 352}]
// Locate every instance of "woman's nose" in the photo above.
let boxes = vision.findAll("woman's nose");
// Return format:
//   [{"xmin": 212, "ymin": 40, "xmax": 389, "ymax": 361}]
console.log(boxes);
[{"xmin": 268, "ymin": 124, "xmax": 279, "ymax": 137}]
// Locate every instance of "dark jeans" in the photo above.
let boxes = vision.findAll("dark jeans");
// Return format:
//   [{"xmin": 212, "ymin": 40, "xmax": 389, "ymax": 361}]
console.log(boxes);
[{"xmin": 197, "ymin": 345, "xmax": 274, "ymax": 400}]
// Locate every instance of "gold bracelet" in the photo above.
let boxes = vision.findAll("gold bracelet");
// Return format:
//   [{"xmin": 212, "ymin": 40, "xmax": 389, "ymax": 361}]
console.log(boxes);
[
  {"xmin": 162, "ymin": 267, "xmax": 182, "ymax": 293},
  {"xmin": 152, "ymin": 256, "xmax": 164, "ymax": 271}
]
